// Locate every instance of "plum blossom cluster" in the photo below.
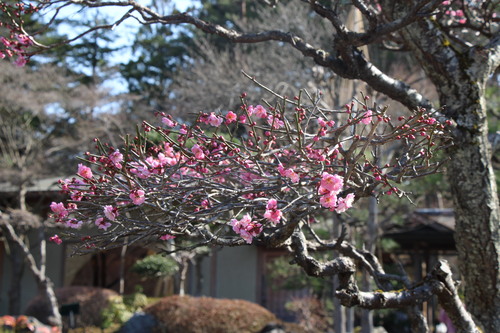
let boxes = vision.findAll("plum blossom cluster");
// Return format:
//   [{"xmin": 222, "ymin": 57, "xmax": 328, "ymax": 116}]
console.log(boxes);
[
  {"xmin": 0, "ymin": 1, "xmax": 39, "ymax": 66},
  {"xmin": 230, "ymin": 214, "xmax": 263, "ymax": 244},
  {"xmin": 318, "ymin": 173, "xmax": 355, "ymax": 214},
  {"xmin": 48, "ymin": 92, "xmax": 451, "ymax": 248}
]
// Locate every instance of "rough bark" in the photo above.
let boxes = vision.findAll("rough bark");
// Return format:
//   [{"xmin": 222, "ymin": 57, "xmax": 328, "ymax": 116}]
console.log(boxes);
[{"xmin": 396, "ymin": 14, "xmax": 500, "ymax": 332}]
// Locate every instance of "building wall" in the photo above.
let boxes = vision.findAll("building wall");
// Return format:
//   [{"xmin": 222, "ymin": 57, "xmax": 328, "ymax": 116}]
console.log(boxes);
[{"xmin": 196, "ymin": 246, "xmax": 259, "ymax": 303}]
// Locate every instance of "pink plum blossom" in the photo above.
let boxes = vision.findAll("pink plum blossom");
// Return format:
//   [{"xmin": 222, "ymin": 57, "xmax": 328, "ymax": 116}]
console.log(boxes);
[
  {"xmin": 230, "ymin": 214, "xmax": 262, "ymax": 244},
  {"xmin": 77, "ymin": 163, "xmax": 93, "ymax": 179},
  {"xmin": 207, "ymin": 113, "xmax": 223, "ymax": 127},
  {"xmin": 109, "ymin": 150, "xmax": 124, "ymax": 168},
  {"xmin": 246, "ymin": 105, "xmax": 255, "ymax": 116},
  {"xmin": 130, "ymin": 189, "xmax": 146, "ymax": 205},
  {"xmin": 95, "ymin": 217, "xmax": 112, "ymax": 231},
  {"xmin": 278, "ymin": 165, "xmax": 300, "ymax": 183},
  {"xmin": 50, "ymin": 202, "xmax": 68, "ymax": 217},
  {"xmin": 162, "ymin": 117, "xmax": 176, "ymax": 127},
  {"xmin": 103, "ymin": 205, "xmax": 118, "ymax": 221},
  {"xmin": 49, "ymin": 235, "xmax": 62, "ymax": 245},
  {"xmin": 16, "ymin": 34, "xmax": 32, "ymax": 45},
  {"xmin": 66, "ymin": 219, "xmax": 83, "ymax": 229},
  {"xmin": 254, "ymin": 105, "xmax": 268, "ymax": 118},
  {"xmin": 160, "ymin": 234, "xmax": 176, "ymax": 240},
  {"xmin": 317, "ymin": 118, "xmax": 335, "ymax": 127},
  {"xmin": 192, "ymin": 144, "xmax": 205, "ymax": 159},
  {"xmin": 361, "ymin": 110, "xmax": 372, "ymax": 125},
  {"xmin": 226, "ymin": 111, "xmax": 237, "ymax": 123},
  {"xmin": 335, "ymin": 193, "xmax": 355, "ymax": 213},
  {"xmin": 129, "ymin": 162, "xmax": 151, "ymax": 179},
  {"xmin": 320, "ymin": 172, "xmax": 344, "ymax": 194},
  {"xmin": 263, "ymin": 199, "xmax": 283, "ymax": 224},
  {"xmin": 13, "ymin": 56, "xmax": 27, "ymax": 67},
  {"xmin": 267, "ymin": 115, "xmax": 284, "ymax": 129},
  {"xmin": 320, "ymin": 193, "xmax": 338, "ymax": 209}
]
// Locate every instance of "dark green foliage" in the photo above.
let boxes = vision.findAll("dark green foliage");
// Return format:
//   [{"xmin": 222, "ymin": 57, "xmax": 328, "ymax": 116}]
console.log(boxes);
[{"xmin": 131, "ymin": 254, "xmax": 178, "ymax": 278}]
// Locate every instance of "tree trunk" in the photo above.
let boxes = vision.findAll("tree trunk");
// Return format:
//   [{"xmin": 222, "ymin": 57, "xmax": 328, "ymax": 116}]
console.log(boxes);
[
  {"xmin": 36, "ymin": 227, "xmax": 61, "ymax": 327},
  {"xmin": 361, "ymin": 196, "xmax": 377, "ymax": 333},
  {"xmin": 2, "ymin": 223, "xmax": 62, "ymax": 327},
  {"xmin": 397, "ymin": 14, "xmax": 500, "ymax": 331},
  {"xmin": 119, "ymin": 239, "xmax": 128, "ymax": 295},
  {"xmin": 7, "ymin": 239, "xmax": 24, "ymax": 315},
  {"xmin": 446, "ymin": 105, "xmax": 500, "ymax": 332},
  {"xmin": 178, "ymin": 257, "xmax": 188, "ymax": 296}
]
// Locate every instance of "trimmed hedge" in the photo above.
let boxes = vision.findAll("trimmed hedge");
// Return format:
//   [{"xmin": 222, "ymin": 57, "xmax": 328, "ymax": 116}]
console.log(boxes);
[
  {"xmin": 25, "ymin": 286, "xmax": 118, "ymax": 327},
  {"xmin": 145, "ymin": 295, "xmax": 296, "ymax": 333}
]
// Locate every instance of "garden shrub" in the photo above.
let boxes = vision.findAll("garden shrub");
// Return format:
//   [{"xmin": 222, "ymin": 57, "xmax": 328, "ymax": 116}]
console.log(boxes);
[
  {"xmin": 144, "ymin": 295, "xmax": 297, "ymax": 333},
  {"xmin": 101, "ymin": 289, "xmax": 150, "ymax": 329},
  {"xmin": 24, "ymin": 286, "xmax": 118, "ymax": 327}
]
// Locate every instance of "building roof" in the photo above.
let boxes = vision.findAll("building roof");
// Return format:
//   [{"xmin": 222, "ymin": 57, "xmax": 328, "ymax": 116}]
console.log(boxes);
[{"xmin": 383, "ymin": 209, "xmax": 455, "ymax": 252}]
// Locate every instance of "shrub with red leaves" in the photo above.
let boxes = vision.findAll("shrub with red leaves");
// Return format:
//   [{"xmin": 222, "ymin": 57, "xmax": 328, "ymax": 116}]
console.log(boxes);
[{"xmin": 144, "ymin": 295, "xmax": 298, "ymax": 333}]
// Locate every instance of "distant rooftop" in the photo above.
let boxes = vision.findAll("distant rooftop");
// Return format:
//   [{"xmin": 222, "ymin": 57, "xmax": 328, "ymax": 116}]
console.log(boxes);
[
  {"xmin": 384, "ymin": 208, "xmax": 455, "ymax": 251},
  {"xmin": 0, "ymin": 176, "xmax": 65, "ymax": 193}
]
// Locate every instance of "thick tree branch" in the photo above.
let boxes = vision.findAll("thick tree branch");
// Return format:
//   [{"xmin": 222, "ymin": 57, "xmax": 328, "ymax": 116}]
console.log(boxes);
[
  {"xmin": 430, "ymin": 261, "xmax": 481, "ymax": 333},
  {"xmin": 307, "ymin": 0, "xmax": 441, "ymax": 47}
]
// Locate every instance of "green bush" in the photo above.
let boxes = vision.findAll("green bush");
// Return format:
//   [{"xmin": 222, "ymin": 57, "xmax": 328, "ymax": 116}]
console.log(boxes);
[
  {"xmin": 100, "ymin": 296, "xmax": 133, "ymax": 329},
  {"xmin": 101, "ymin": 289, "xmax": 150, "ymax": 329},
  {"xmin": 132, "ymin": 254, "xmax": 178, "ymax": 278}
]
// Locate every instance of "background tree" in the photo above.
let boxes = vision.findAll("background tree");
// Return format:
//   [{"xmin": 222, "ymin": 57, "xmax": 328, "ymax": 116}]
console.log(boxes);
[{"xmin": 0, "ymin": 53, "xmax": 125, "ymax": 326}]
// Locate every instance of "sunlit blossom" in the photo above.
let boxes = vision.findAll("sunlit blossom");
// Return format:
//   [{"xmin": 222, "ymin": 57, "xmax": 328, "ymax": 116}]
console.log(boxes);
[
  {"xmin": 267, "ymin": 115, "xmax": 284, "ymax": 129},
  {"xmin": 230, "ymin": 214, "xmax": 262, "ymax": 244},
  {"xmin": 207, "ymin": 113, "xmax": 223, "ymax": 127}
]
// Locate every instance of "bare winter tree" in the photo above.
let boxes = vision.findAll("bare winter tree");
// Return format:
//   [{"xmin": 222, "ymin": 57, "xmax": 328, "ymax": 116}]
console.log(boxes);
[
  {"xmin": 1, "ymin": 1, "xmax": 498, "ymax": 332},
  {"xmin": 0, "ymin": 60, "xmax": 128, "ymax": 326}
]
